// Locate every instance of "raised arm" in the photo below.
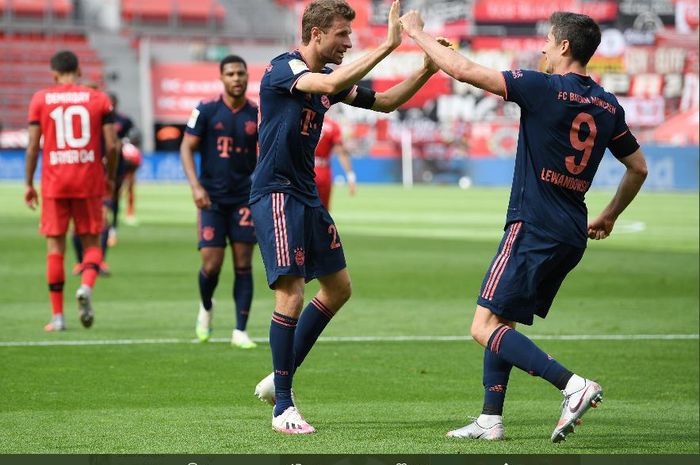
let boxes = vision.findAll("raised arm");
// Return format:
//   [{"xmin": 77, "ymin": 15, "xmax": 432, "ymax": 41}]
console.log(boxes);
[
  {"xmin": 295, "ymin": 0, "xmax": 402, "ymax": 95},
  {"xmin": 24, "ymin": 124, "xmax": 41, "ymax": 210},
  {"xmin": 179, "ymin": 133, "xmax": 211, "ymax": 209},
  {"xmin": 587, "ymin": 150, "xmax": 648, "ymax": 240},
  {"xmin": 400, "ymin": 10, "xmax": 505, "ymax": 97}
]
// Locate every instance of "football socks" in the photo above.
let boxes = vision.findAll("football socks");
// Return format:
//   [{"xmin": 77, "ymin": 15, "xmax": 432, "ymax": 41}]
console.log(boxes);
[
  {"xmin": 270, "ymin": 311, "xmax": 298, "ymax": 417},
  {"xmin": 487, "ymin": 324, "xmax": 573, "ymax": 391},
  {"xmin": 233, "ymin": 266, "xmax": 253, "ymax": 331},
  {"xmin": 47, "ymin": 253, "xmax": 65, "ymax": 316},
  {"xmin": 293, "ymin": 298, "xmax": 334, "ymax": 370},
  {"xmin": 198, "ymin": 268, "xmax": 219, "ymax": 311}
]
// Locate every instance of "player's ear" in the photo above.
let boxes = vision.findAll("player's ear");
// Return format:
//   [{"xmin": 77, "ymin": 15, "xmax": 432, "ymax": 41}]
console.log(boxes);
[{"xmin": 559, "ymin": 39, "xmax": 570, "ymax": 56}]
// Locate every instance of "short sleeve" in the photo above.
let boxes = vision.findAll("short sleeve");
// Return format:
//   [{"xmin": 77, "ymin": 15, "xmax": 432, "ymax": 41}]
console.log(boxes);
[
  {"xmin": 269, "ymin": 57, "xmax": 311, "ymax": 94},
  {"xmin": 501, "ymin": 69, "xmax": 550, "ymax": 112},
  {"xmin": 27, "ymin": 92, "xmax": 42, "ymax": 125},
  {"xmin": 185, "ymin": 102, "xmax": 207, "ymax": 137}
]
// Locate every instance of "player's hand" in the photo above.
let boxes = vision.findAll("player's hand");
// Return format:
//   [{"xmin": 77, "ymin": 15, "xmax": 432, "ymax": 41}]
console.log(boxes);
[
  {"xmin": 424, "ymin": 37, "xmax": 453, "ymax": 73},
  {"xmin": 348, "ymin": 180, "xmax": 357, "ymax": 196},
  {"xmin": 587, "ymin": 215, "xmax": 615, "ymax": 240},
  {"xmin": 24, "ymin": 185, "xmax": 38, "ymax": 210},
  {"xmin": 399, "ymin": 10, "xmax": 424, "ymax": 38},
  {"xmin": 385, "ymin": 0, "xmax": 402, "ymax": 49},
  {"xmin": 192, "ymin": 184, "xmax": 212, "ymax": 209}
]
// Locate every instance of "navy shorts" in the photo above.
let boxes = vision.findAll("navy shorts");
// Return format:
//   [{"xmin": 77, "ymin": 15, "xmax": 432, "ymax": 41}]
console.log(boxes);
[
  {"xmin": 250, "ymin": 192, "xmax": 346, "ymax": 288},
  {"xmin": 477, "ymin": 221, "xmax": 585, "ymax": 325},
  {"xmin": 197, "ymin": 202, "xmax": 257, "ymax": 249}
]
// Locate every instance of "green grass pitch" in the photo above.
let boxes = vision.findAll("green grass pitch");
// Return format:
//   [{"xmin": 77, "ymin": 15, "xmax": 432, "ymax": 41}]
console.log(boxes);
[{"xmin": 0, "ymin": 182, "xmax": 697, "ymax": 454}]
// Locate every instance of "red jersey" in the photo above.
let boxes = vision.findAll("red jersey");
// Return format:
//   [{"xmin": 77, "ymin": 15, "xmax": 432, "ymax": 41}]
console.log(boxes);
[
  {"xmin": 314, "ymin": 118, "xmax": 342, "ymax": 169},
  {"xmin": 28, "ymin": 83, "xmax": 113, "ymax": 198}
]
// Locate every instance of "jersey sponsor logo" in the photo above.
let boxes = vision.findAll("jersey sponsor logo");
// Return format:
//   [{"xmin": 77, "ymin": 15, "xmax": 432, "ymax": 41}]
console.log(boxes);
[
  {"xmin": 509, "ymin": 69, "xmax": 523, "ymax": 79},
  {"xmin": 321, "ymin": 95, "xmax": 331, "ymax": 109},
  {"xmin": 186, "ymin": 108, "xmax": 200, "ymax": 129},
  {"xmin": 245, "ymin": 120, "xmax": 257, "ymax": 135},
  {"xmin": 288, "ymin": 59, "xmax": 309, "ymax": 75},
  {"xmin": 294, "ymin": 247, "xmax": 305, "ymax": 266},
  {"xmin": 217, "ymin": 136, "xmax": 233, "ymax": 158}
]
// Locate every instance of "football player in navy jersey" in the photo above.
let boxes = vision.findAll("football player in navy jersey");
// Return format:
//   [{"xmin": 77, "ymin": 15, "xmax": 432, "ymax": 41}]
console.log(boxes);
[
  {"xmin": 401, "ymin": 11, "xmax": 648, "ymax": 442},
  {"xmin": 250, "ymin": 0, "xmax": 451, "ymax": 434},
  {"xmin": 180, "ymin": 55, "xmax": 259, "ymax": 349}
]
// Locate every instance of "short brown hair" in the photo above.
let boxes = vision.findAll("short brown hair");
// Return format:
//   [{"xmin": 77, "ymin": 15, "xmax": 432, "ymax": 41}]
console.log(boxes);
[
  {"xmin": 301, "ymin": 0, "xmax": 355, "ymax": 45},
  {"xmin": 549, "ymin": 12, "xmax": 601, "ymax": 67}
]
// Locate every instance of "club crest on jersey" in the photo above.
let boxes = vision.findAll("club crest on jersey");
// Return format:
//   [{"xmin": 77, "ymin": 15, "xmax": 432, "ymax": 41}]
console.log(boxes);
[
  {"xmin": 294, "ymin": 247, "xmax": 305, "ymax": 266},
  {"xmin": 321, "ymin": 95, "xmax": 331, "ymax": 109},
  {"xmin": 214, "ymin": 121, "xmax": 224, "ymax": 130},
  {"xmin": 245, "ymin": 120, "xmax": 257, "ymax": 135},
  {"xmin": 202, "ymin": 226, "xmax": 215, "ymax": 242},
  {"xmin": 266, "ymin": 63, "xmax": 273, "ymax": 73}
]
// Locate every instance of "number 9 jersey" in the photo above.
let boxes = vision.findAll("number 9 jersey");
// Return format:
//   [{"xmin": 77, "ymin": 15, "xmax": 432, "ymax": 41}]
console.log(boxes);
[
  {"xmin": 501, "ymin": 70, "xmax": 639, "ymax": 248},
  {"xmin": 28, "ymin": 83, "xmax": 114, "ymax": 199}
]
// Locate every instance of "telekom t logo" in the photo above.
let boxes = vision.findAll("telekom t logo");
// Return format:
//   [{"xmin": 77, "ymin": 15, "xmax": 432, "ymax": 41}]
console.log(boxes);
[{"xmin": 217, "ymin": 136, "xmax": 233, "ymax": 158}]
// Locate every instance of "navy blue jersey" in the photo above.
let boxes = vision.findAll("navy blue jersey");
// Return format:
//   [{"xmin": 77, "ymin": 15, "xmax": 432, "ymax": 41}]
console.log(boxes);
[
  {"xmin": 251, "ymin": 50, "xmax": 355, "ymax": 207},
  {"xmin": 502, "ymin": 70, "xmax": 633, "ymax": 248},
  {"xmin": 185, "ymin": 96, "xmax": 258, "ymax": 206}
]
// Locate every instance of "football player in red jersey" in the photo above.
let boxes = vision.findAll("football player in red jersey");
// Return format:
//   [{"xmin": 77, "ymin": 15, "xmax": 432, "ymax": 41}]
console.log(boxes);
[
  {"xmin": 25, "ymin": 50, "xmax": 118, "ymax": 331},
  {"xmin": 314, "ymin": 116, "xmax": 356, "ymax": 210}
]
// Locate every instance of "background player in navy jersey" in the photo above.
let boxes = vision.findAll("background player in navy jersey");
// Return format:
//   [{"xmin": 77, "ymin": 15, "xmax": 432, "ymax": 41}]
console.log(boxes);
[
  {"xmin": 180, "ymin": 55, "xmax": 259, "ymax": 349},
  {"xmin": 250, "ymin": 0, "xmax": 451, "ymax": 434},
  {"xmin": 400, "ymin": 11, "xmax": 648, "ymax": 442}
]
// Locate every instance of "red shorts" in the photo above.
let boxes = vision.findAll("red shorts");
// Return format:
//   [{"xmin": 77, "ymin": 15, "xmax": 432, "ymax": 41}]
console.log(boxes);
[
  {"xmin": 40, "ymin": 197, "xmax": 104, "ymax": 236},
  {"xmin": 315, "ymin": 168, "xmax": 332, "ymax": 209}
]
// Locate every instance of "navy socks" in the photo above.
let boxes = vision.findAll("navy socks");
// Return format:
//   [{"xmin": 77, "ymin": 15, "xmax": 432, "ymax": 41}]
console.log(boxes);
[{"xmin": 270, "ymin": 311, "xmax": 298, "ymax": 416}]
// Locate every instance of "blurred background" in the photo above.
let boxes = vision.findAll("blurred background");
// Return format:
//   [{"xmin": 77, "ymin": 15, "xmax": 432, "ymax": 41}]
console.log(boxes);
[{"xmin": 1, "ymin": 0, "xmax": 697, "ymax": 189}]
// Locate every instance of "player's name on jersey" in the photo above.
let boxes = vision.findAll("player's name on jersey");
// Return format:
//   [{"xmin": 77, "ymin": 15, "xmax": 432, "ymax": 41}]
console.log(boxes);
[
  {"xmin": 45, "ymin": 91, "xmax": 91, "ymax": 105},
  {"xmin": 49, "ymin": 149, "xmax": 95, "ymax": 165}
]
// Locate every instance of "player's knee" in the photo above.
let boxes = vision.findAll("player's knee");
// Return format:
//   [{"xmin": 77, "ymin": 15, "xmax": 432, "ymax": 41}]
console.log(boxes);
[
  {"xmin": 337, "ymin": 279, "xmax": 352, "ymax": 304},
  {"xmin": 202, "ymin": 262, "xmax": 222, "ymax": 276},
  {"xmin": 469, "ymin": 321, "xmax": 489, "ymax": 347}
]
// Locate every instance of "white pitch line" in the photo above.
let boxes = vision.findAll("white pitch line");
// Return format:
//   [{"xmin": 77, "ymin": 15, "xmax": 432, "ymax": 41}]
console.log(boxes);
[{"xmin": 0, "ymin": 333, "xmax": 697, "ymax": 348}]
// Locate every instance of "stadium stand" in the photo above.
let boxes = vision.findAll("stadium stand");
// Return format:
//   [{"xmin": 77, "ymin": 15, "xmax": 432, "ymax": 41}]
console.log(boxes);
[
  {"xmin": 121, "ymin": 0, "xmax": 226, "ymax": 25},
  {"xmin": 0, "ymin": 34, "xmax": 104, "ymax": 130},
  {"xmin": 0, "ymin": 0, "xmax": 72, "ymax": 18}
]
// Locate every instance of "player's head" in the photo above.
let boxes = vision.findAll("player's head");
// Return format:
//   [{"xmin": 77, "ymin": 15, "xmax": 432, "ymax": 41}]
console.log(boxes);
[
  {"xmin": 50, "ymin": 50, "xmax": 80, "ymax": 76},
  {"xmin": 543, "ymin": 12, "xmax": 601, "ymax": 73},
  {"xmin": 219, "ymin": 55, "xmax": 248, "ymax": 99},
  {"xmin": 301, "ymin": 0, "xmax": 355, "ymax": 65}
]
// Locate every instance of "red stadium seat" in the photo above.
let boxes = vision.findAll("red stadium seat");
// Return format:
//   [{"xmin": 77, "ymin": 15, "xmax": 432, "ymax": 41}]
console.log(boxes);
[
  {"xmin": 0, "ymin": 0, "xmax": 72, "ymax": 17},
  {"xmin": 122, "ymin": 0, "xmax": 225, "ymax": 24},
  {"xmin": 0, "ymin": 34, "xmax": 105, "ymax": 129}
]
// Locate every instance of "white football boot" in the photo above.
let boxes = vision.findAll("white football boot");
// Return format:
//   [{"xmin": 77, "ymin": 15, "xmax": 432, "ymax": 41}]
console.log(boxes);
[
  {"xmin": 271, "ymin": 406, "xmax": 316, "ymax": 434},
  {"xmin": 551, "ymin": 375, "xmax": 603, "ymax": 443},
  {"xmin": 447, "ymin": 415, "xmax": 505, "ymax": 440}
]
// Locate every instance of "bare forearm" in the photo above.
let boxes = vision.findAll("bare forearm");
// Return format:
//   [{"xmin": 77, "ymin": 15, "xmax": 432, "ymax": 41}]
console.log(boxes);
[
  {"xmin": 601, "ymin": 169, "xmax": 647, "ymax": 220},
  {"xmin": 24, "ymin": 149, "xmax": 39, "ymax": 186},
  {"xmin": 373, "ymin": 67, "xmax": 434, "ymax": 112},
  {"xmin": 410, "ymin": 30, "xmax": 467, "ymax": 82},
  {"xmin": 105, "ymin": 145, "xmax": 118, "ymax": 182},
  {"xmin": 179, "ymin": 146, "xmax": 201, "ymax": 189},
  {"xmin": 318, "ymin": 43, "xmax": 394, "ymax": 95},
  {"xmin": 337, "ymin": 150, "xmax": 353, "ymax": 174}
]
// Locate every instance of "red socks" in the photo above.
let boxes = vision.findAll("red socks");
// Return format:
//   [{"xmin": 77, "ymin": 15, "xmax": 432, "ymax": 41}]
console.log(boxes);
[
  {"xmin": 81, "ymin": 246, "xmax": 103, "ymax": 288},
  {"xmin": 47, "ymin": 253, "xmax": 65, "ymax": 316}
]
